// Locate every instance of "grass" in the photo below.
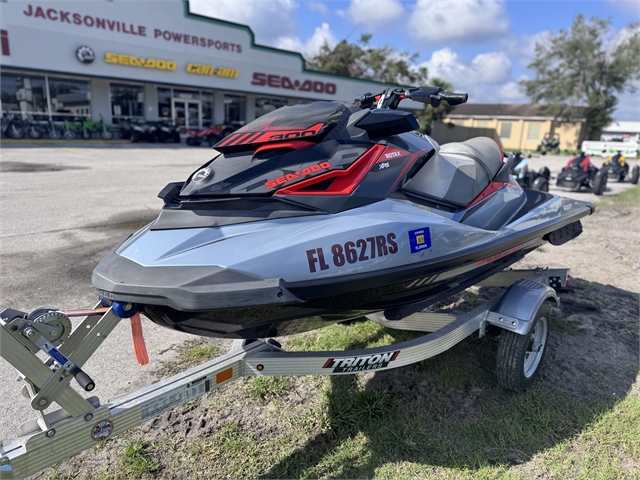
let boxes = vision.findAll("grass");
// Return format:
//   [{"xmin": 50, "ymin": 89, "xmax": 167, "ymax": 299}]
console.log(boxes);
[
  {"xmin": 596, "ymin": 184, "xmax": 640, "ymax": 210},
  {"xmin": 119, "ymin": 438, "xmax": 161, "ymax": 478},
  {"xmin": 154, "ymin": 340, "xmax": 222, "ymax": 377},
  {"xmin": 43, "ymin": 309, "xmax": 639, "ymax": 480},
  {"xmin": 248, "ymin": 376, "xmax": 294, "ymax": 400}
]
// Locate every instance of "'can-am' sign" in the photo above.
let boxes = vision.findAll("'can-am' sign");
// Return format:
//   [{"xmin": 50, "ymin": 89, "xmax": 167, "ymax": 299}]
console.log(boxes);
[{"xmin": 252, "ymin": 72, "xmax": 336, "ymax": 95}]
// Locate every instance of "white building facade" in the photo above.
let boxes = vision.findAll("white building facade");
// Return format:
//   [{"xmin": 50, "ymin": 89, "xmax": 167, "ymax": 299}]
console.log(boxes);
[{"xmin": 1, "ymin": 0, "xmax": 407, "ymax": 130}]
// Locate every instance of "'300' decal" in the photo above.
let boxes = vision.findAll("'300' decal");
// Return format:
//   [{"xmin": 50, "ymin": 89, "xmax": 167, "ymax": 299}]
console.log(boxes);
[{"xmin": 306, "ymin": 233, "xmax": 398, "ymax": 273}]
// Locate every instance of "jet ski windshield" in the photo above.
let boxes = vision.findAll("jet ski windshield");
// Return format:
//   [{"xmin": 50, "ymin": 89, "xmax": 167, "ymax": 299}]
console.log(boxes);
[{"xmin": 213, "ymin": 101, "xmax": 348, "ymax": 151}]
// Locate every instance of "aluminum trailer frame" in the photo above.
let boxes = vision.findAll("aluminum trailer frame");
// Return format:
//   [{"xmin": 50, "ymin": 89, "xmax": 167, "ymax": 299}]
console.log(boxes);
[{"xmin": 0, "ymin": 268, "xmax": 567, "ymax": 479}]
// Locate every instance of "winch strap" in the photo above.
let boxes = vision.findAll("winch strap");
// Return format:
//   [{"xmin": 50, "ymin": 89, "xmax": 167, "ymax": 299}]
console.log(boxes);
[{"xmin": 130, "ymin": 312, "xmax": 149, "ymax": 366}]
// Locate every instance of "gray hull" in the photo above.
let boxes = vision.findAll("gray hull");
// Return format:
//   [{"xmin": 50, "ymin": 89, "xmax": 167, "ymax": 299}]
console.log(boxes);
[{"xmin": 93, "ymin": 188, "xmax": 593, "ymax": 338}]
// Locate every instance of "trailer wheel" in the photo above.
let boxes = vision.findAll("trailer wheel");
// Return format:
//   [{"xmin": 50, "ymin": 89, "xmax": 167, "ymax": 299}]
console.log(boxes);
[{"xmin": 496, "ymin": 302, "xmax": 550, "ymax": 392}]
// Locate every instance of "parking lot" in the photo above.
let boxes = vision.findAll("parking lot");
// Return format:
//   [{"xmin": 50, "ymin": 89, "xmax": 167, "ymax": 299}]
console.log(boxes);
[{"xmin": 0, "ymin": 144, "xmax": 638, "ymax": 443}]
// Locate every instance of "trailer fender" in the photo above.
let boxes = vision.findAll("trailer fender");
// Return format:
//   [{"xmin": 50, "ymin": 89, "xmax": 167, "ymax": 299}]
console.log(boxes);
[{"xmin": 485, "ymin": 279, "xmax": 558, "ymax": 336}]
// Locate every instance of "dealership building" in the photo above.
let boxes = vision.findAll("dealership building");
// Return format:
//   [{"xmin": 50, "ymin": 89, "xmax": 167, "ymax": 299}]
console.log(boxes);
[{"xmin": 0, "ymin": 0, "xmax": 404, "ymax": 131}]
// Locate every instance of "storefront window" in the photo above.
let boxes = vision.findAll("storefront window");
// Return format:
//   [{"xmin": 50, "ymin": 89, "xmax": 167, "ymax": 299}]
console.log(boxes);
[
  {"xmin": 110, "ymin": 84, "xmax": 143, "ymax": 123},
  {"xmin": 1, "ymin": 73, "xmax": 48, "ymax": 119},
  {"xmin": 224, "ymin": 94, "xmax": 245, "ymax": 126},
  {"xmin": 157, "ymin": 88, "xmax": 171, "ymax": 119},
  {"xmin": 202, "ymin": 92, "xmax": 214, "ymax": 125},
  {"xmin": 255, "ymin": 97, "xmax": 286, "ymax": 118},
  {"xmin": 49, "ymin": 77, "xmax": 91, "ymax": 120}
]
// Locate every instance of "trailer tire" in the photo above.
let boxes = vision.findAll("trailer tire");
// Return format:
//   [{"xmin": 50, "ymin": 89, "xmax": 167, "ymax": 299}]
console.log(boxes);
[{"xmin": 496, "ymin": 302, "xmax": 550, "ymax": 392}]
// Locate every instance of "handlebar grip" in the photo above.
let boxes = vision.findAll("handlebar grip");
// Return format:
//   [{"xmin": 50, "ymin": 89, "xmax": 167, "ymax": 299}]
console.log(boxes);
[{"xmin": 441, "ymin": 93, "xmax": 468, "ymax": 105}]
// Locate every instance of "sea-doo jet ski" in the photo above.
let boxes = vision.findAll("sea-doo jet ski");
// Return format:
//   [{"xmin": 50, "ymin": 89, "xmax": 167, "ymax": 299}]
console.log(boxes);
[{"xmin": 93, "ymin": 86, "xmax": 594, "ymax": 339}]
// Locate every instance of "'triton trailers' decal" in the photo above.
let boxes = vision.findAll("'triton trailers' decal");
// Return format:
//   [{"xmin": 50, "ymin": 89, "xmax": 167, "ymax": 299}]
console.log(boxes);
[{"xmin": 322, "ymin": 351, "xmax": 400, "ymax": 373}]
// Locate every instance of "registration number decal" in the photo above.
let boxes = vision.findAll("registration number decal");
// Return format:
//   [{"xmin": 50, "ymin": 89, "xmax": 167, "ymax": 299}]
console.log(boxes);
[{"xmin": 306, "ymin": 233, "xmax": 398, "ymax": 273}]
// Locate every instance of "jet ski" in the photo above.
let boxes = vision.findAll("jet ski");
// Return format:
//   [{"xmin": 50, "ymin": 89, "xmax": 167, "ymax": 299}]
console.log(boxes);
[{"xmin": 92, "ymin": 86, "xmax": 594, "ymax": 339}]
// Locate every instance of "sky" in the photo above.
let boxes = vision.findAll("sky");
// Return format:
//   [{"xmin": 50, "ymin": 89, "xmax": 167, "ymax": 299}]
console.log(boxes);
[{"xmin": 190, "ymin": 0, "xmax": 640, "ymax": 122}]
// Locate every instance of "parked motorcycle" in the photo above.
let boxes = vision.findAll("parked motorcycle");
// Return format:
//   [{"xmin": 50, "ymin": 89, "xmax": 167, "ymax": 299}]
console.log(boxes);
[
  {"xmin": 47, "ymin": 118, "xmax": 61, "ymax": 140},
  {"xmin": 185, "ymin": 124, "xmax": 223, "ymax": 146},
  {"xmin": 24, "ymin": 117, "xmax": 43, "ymax": 139},
  {"xmin": 155, "ymin": 120, "xmax": 181, "ymax": 143},
  {"xmin": 130, "ymin": 121, "xmax": 157, "ymax": 143},
  {"xmin": 80, "ymin": 114, "xmax": 114, "ymax": 140},
  {"xmin": 1, "ymin": 113, "xmax": 25, "ymax": 139},
  {"xmin": 55, "ymin": 119, "xmax": 82, "ymax": 140}
]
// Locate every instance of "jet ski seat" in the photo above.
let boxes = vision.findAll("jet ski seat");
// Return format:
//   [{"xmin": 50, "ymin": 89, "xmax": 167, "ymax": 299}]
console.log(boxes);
[{"xmin": 402, "ymin": 137, "xmax": 503, "ymax": 207}]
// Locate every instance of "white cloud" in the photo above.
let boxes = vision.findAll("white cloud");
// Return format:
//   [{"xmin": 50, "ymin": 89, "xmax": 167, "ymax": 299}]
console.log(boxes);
[
  {"xmin": 421, "ymin": 48, "xmax": 515, "ymax": 103},
  {"xmin": 498, "ymin": 81, "xmax": 527, "ymax": 103},
  {"xmin": 189, "ymin": 0, "xmax": 298, "ymax": 45},
  {"xmin": 423, "ymin": 48, "xmax": 511, "ymax": 87},
  {"xmin": 409, "ymin": 0, "xmax": 509, "ymax": 44},
  {"xmin": 307, "ymin": 1, "xmax": 329, "ymax": 17},
  {"xmin": 608, "ymin": 23, "xmax": 640, "ymax": 52},
  {"xmin": 342, "ymin": 0, "xmax": 406, "ymax": 30},
  {"xmin": 275, "ymin": 22, "xmax": 337, "ymax": 57},
  {"xmin": 499, "ymin": 30, "xmax": 551, "ymax": 68},
  {"xmin": 471, "ymin": 52, "xmax": 512, "ymax": 84}
]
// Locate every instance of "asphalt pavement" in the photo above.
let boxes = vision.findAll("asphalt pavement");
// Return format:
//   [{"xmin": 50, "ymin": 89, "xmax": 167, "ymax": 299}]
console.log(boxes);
[
  {"xmin": 0, "ymin": 144, "xmax": 216, "ymax": 443},
  {"xmin": 0, "ymin": 144, "xmax": 638, "ymax": 445}
]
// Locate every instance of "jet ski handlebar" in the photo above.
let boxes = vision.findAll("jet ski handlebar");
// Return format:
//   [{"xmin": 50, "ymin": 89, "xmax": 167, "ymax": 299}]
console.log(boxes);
[{"xmin": 355, "ymin": 86, "xmax": 468, "ymax": 110}]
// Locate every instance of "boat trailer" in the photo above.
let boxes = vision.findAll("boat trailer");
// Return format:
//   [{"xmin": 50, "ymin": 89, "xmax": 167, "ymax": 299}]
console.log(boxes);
[{"xmin": 0, "ymin": 268, "xmax": 569, "ymax": 479}]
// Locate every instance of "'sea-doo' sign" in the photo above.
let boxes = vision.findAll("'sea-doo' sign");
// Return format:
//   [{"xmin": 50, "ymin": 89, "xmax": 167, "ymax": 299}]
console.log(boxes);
[
  {"xmin": 252, "ymin": 72, "xmax": 337, "ymax": 95},
  {"xmin": 105, "ymin": 53, "xmax": 176, "ymax": 71},
  {"xmin": 323, "ymin": 351, "xmax": 401, "ymax": 373}
]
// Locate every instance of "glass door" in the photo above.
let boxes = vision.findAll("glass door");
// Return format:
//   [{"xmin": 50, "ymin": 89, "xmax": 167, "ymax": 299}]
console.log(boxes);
[{"xmin": 172, "ymin": 99, "xmax": 201, "ymax": 130}]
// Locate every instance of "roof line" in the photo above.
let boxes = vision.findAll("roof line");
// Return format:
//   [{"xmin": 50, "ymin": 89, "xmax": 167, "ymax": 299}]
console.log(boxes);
[{"xmin": 182, "ymin": 1, "xmax": 397, "ymax": 88}]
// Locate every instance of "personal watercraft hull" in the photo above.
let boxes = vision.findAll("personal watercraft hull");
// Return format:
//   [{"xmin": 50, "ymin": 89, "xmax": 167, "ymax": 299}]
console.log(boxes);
[
  {"xmin": 93, "ymin": 191, "xmax": 593, "ymax": 339},
  {"xmin": 92, "ymin": 91, "xmax": 595, "ymax": 339}
]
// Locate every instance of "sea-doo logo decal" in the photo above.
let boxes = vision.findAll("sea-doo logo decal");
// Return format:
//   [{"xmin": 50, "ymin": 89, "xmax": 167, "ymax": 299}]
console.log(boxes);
[
  {"xmin": 217, "ymin": 123, "xmax": 324, "ymax": 149},
  {"xmin": 192, "ymin": 167, "xmax": 211, "ymax": 182},
  {"xmin": 408, "ymin": 228, "xmax": 432, "ymax": 254},
  {"xmin": 323, "ymin": 351, "xmax": 400, "ymax": 373},
  {"xmin": 306, "ymin": 233, "xmax": 398, "ymax": 273},
  {"xmin": 265, "ymin": 162, "xmax": 331, "ymax": 190},
  {"xmin": 252, "ymin": 72, "xmax": 337, "ymax": 95},
  {"xmin": 475, "ymin": 244, "xmax": 524, "ymax": 267}
]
